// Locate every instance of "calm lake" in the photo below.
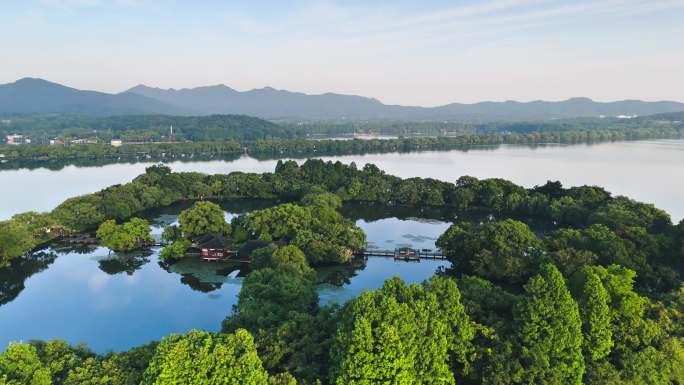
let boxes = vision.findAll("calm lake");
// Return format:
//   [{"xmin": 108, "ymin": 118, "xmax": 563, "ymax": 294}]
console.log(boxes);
[
  {"xmin": 1, "ymin": 139, "xmax": 684, "ymax": 222},
  {"xmin": 0, "ymin": 203, "xmax": 451, "ymax": 352},
  {"xmin": 2, "ymin": 139, "xmax": 684, "ymax": 352}
]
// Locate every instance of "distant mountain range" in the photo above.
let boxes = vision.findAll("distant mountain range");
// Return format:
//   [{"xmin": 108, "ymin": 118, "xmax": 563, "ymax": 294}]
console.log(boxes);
[
  {"xmin": 0, "ymin": 78, "xmax": 184, "ymax": 116},
  {"xmin": 2, "ymin": 77, "xmax": 684, "ymax": 121}
]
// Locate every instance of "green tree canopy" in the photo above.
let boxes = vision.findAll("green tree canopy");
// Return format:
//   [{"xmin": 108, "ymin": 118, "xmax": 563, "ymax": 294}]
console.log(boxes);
[
  {"xmin": 0, "ymin": 343, "xmax": 52, "ymax": 385},
  {"xmin": 571, "ymin": 267, "xmax": 613, "ymax": 362},
  {"xmin": 226, "ymin": 268, "xmax": 318, "ymax": 332},
  {"xmin": 141, "ymin": 329, "xmax": 268, "ymax": 385},
  {"xmin": 0, "ymin": 220, "xmax": 36, "ymax": 266},
  {"xmin": 159, "ymin": 239, "xmax": 191, "ymax": 261},
  {"xmin": 514, "ymin": 263, "xmax": 584, "ymax": 385},
  {"xmin": 437, "ymin": 219, "xmax": 543, "ymax": 283},
  {"xmin": 96, "ymin": 218, "xmax": 153, "ymax": 252},
  {"xmin": 251, "ymin": 245, "xmax": 314, "ymax": 278},
  {"xmin": 178, "ymin": 201, "xmax": 231, "ymax": 238},
  {"xmin": 160, "ymin": 225, "xmax": 182, "ymax": 244},
  {"xmin": 330, "ymin": 276, "xmax": 474, "ymax": 385},
  {"xmin": 242, "ymin": 200, "xmax": 365, "ymax": 265}
]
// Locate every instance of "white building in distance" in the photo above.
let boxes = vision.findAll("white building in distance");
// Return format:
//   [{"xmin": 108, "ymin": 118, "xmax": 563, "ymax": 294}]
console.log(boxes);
[{"xmin": 6, "ymin": 134, "xmax": 31, "ymax": 145}]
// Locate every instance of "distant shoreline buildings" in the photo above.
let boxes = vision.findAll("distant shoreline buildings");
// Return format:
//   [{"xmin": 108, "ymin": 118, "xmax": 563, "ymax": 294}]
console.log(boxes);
[{"xmin": 5, "ymin": 134, "xmax": 31, "ymax": 145}]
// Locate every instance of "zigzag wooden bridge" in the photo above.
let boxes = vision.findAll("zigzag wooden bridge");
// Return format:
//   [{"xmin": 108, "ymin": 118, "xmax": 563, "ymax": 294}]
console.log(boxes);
[{"xmin": 355, "ymin": 247, "xmax": 447, "ymax": 261}]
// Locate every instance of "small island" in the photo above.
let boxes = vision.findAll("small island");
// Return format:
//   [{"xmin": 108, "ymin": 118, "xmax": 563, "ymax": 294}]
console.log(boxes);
[{"xmin": 0, "ymin": 160, "xmax": 683, "ymax": 385}]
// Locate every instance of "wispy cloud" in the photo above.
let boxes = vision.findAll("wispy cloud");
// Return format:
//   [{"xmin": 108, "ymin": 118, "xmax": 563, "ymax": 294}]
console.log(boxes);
[{"xmin": 2, "ymin": 0, "xmax": 682, "ymax": 104}]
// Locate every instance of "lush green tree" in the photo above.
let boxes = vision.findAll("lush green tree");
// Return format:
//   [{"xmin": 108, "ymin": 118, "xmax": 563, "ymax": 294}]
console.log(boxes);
[
  {"xmin": 242, "ymin": 200, "xmax": 365, "ymax": 266},
  {"xmin": 96, "ymin": 218, "xmax": 153, "ymax": 252},
  {"xmin": 159, "ymin": 239, "xmax": 191, "ymax": 261},
  {"xmin": 10, "ymin": 212, "xmax": 59, "ymax": 239},
  {"xmin": 178, "ymin": 201, "xmax": 231, "ymax": 238},
  {"xmin": 226, "ymin": 268, "xmax": 318, "ymax": 332},
  {"xmin": 160, "ymin": 225, "xmax": 182, "ymax": 244},
  {"xmin": 63, "ymin": 357, "xmax": 124, "ymax": 385},
  {"xmin": 514, "ymin": 264, "xmax": 584, "ymax": 385},
  {"xmin": 51, "ymin": 195, "xmax": 105, "ymax": 232},
  {"xmin": 573, "ymin": 268, "xmax": 613, "ymax": 361},
  {"xmin": 141, "ymin": 329, "xmax": 268, "ymax": 385},
  {"xmin": 589, "ymin": 196, "xmax": 671, "ymax": 232},
  {"xmin": 261, "ymin": 307, "xmax": 338, "ymax": 383},
  {"xmin": 330, "ymin": 277, "xmax": 473, "ymax": 385},
  {"xmin": 269, "ymin": 372, "xmax": 297, "ymax": 385},
  {"xmin": 330, "ymin": 290, "xmax": 415, "ymax": 385},
  {"xmin": 29, "ymin": 340, "xmax": 93, "ymax": 384},
  {"xmin": 437, "ymin": 219, "xmax": 543, "ymax": 283},
  {"xmin": 249, "ymin": 245, "xmax": 279, "ymax": 270},
  {"xmin": 0, "ymin": 220, "xmax": 36, "ymax": 266},
  {"xmin": 547, "ymin": 248, "xmax": 598, "ymax": 277},
  {"xmin": 300, "ymin": 191, "xmax": 342, "ymax": 209},
  {"xmin": 457, "ymin": 274, "xmax": 519, "ymax": 332},
  {"xmin": 455, "ymin": 275, "xmax": 525, "ymax": 384},
  {"xmin": 422, "ymin": 276, "xmax": 476, "ymax": 372},
  {"xmin": 99, "ymin": 343, "xmax": 157, "ymax": 385},
  {"xmin": 577, "ymin": 265, "xmax": 647, "ymax": 350},
  {"xmin": 0, "ymin": 343, "xmax": 52, "ymax": 385},
  {"xmin": 251, "ymin": 245, "xmax": 314, "ymax": 278}
]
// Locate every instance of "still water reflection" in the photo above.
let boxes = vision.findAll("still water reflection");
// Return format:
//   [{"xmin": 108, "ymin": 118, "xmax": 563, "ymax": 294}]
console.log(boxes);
[
  {"xmin": 0, "ymin": 206, "xmax": 450, "ymax": 352},
  {"xmin": 2, "ymin": 140, "xmax": 683, "ymax": 221}
]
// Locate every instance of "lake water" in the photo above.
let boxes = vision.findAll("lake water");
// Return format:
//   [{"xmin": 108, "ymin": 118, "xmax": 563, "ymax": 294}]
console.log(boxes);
[
  {"xmin": 2, "ymin": 139, "xmax": 684, "ymax": 352},
  {"xmin": 0, "ymin": 205, "xmax": 450, "ymax": 352},
  {"xmin": 2, "ymin": 139, "xmax": 684, "ymax": 222}
]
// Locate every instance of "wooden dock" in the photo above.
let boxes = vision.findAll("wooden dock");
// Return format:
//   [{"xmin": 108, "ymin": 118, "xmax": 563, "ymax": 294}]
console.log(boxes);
[{"xmin": 356, "ymin": 247, "xmax": 447, "ymax": 261}]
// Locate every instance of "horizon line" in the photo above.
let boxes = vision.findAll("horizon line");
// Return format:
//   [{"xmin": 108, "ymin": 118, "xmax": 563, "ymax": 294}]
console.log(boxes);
[{"xmin": 5, "ymin": 76, "xmax": 684, "ymax": 107}]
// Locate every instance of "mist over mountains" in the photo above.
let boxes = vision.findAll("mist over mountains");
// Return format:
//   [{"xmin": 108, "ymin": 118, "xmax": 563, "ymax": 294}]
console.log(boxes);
[{"xmin": 2, "ymin": 77, "xmax": 683, "ymax": 121}]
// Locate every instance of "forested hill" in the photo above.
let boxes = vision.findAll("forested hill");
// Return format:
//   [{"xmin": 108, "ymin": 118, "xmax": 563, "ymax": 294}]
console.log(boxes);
[
  {"xmin": 0, "ymin": 114, "xmax": 292, "ymax": 142},
  {"xmin": 3, "ymin": 77, "xmax": 684, "ymax": 121}
]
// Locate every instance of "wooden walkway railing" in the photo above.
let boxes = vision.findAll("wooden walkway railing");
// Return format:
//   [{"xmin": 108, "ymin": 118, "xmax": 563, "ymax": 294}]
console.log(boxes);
[{"xmin": 355, "ymin": 249, "xmax": 447, "ymax": 261}]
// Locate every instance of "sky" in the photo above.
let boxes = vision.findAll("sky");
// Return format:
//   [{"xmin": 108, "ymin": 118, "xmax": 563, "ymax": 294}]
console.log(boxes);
[{"xmin": 1, "ymin": 0, "xmax": 684, "ymax": 106}]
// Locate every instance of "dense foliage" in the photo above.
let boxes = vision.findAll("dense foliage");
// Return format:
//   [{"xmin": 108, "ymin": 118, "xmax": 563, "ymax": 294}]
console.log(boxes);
[
  {"xmin": 0, "ymin": 221, "xmax": 36, "ymax": 267},
  {"xmin": 513, "ymin": 264, "xmax": 584, "ymax": 385},
  {"xmin": 96, "ymin": 218, "xmax": 153, "ymax": 252},
  {"xmin": 0, "ymin": 114, "xmax": 290, "ymax": 143},
  {"xmin": 2, "ymin": 160, "xmax": 683, "ymax": 284},
  {"xmin": 140, "ymin": 329, "xmax": 269, "ymax": 385},
  {"xmin": 223, "ymin": 244, "xmax": 334, "ymax": 383},
  {"xmin": 158, "ymin": 239, "xmax": 191, "ymax": 261},
  {"xmin": 1, "ymin": 161, "xmax": 683, "ymax": 384},
  {"xmin": 330, "ymin": 276, "xmax": 474, "ymax": 385},
  {"xmin": 178, "ymin": 201, "xmax": 231, "ymax": 238},
  {"xmin": 0, "ymin": 340, "xmax": 155, "ymax": 385},
  {"xmin": 237, "ymin": 193, "xmax": 366, "ymax": 265}
]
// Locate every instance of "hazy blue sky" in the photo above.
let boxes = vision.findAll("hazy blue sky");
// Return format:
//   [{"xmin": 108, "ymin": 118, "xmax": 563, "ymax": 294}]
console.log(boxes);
[{"xmin": 2, "ymin": 0, "xmax": 683, "ymax": 105}]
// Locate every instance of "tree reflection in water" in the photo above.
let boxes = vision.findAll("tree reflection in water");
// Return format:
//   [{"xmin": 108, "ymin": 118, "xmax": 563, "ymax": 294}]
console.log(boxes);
[
  {"xmin": 315, "ymin": 257, "xmax": 367, "ymax": 286},
  {"xmin": 0, "ymin": 249, "xmax": 58, "ymax": 306},
  {"xmin": 98, "ymin": 250, "xmax": 153, "ymax": 275},
  {"xmin": 160, "ymin": 257, "xmax": 248, "ymax": 293}
]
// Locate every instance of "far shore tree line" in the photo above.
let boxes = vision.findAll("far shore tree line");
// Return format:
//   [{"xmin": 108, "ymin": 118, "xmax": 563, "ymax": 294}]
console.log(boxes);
[{"xmin": 1, "ymin": 126, "xmax": 682, "ymax": 169}]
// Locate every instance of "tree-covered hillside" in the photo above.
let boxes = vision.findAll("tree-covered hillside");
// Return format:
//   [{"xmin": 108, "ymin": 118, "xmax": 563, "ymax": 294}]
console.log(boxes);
[{"xmin": 0, "ymin": 113, "xmax": 292, "ymax": 142}]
